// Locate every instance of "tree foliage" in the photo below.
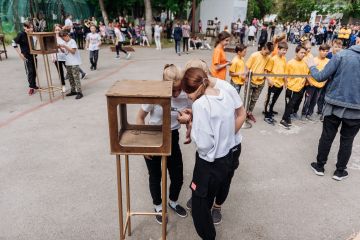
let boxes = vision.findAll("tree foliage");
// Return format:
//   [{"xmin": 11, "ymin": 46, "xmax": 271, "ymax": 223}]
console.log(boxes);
[{"xmin": 246, "ymin": 0, "xmax": 274, "ymax": 21}]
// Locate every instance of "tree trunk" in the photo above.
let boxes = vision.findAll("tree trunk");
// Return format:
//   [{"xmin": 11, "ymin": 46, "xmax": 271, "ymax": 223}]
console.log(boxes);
[
  {"xmin": 98, "ymin": 0, "xmax": 109, "ymax": 25},
  {"xmin": 12, "ymin": 0, "xmax": 20, "ymax": 32},
  {"xmin": 144, "ymin": 0, "xmax": 153, "ymax": 43}
]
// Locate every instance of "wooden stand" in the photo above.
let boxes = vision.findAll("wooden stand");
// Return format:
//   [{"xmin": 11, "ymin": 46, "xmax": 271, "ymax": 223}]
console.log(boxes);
[
  {"xmin": 106, "ymin": 80, "xmax": 172, "ymax": 240},
  {"xmin": 0, "ymin": 34, "xmax": 8, "ymax": 61},
  {"xmin": 27, "ymin": 32, "xmax": 64, "ymax": 101}
]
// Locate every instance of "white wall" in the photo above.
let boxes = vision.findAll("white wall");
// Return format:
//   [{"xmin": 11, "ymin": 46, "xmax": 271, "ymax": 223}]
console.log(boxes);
[{"xmin": 199, "ymin": 0, "xmax": 248, "ymax": 31}]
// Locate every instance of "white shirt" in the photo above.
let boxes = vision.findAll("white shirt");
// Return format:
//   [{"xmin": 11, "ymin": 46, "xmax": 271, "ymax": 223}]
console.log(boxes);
[
  {"xmin": 65, "ymin": 18, "xmax": 73, "ymax": 33},
  {"xmin": 56, "ymin": 37, "xmax": 66, "ymax": 62},
  {"xmin": 154, "ymin": 25, "xmax": 162, "ymax": 37},
  {"xmin": 191, "ymin": 89, "xmax": 236, "ymax": 162},
  {"xmin": 114, "ymin": 28, "xmax": 125, "ymax": 42},
  {"xmin": 142, "ymin": 91, "xmax": 191, "ymax": 130},
  {"xmin": 64, "ymin": 39, "xmax": 81, "ymax": 66},
  {"xmin": 214, "ymin": 79, "xmax": 243, "ymax": 145},
  {"xmin": 248, "ymin": 25, "xmax": 256, "ymax": 36},
  {"xmin": 86, "ymin": 32, "xmax": 101, "ymax": 51}
]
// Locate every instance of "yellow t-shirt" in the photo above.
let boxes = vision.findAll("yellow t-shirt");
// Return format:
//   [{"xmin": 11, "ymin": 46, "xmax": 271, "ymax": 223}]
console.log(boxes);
[
  {"xmin": 265, "ymin": 55, "xmax": 287, "ymax": 88},
  {"xmin": 246, "ymin": 51, "xmax": 270, "ymax": 85},
  {"xmin": 229, "ymin": 55, "xmax": 246, "ymax": 85},
  {"xmin": 308, "ymin": 57, "xmax": 329, "ymax": 88},
  {"xmin": 286, "ymin": 59, "xmax": 309, "ymax": 92},
  {"xmin": 303, "ymin": 52, "xmax": 314, "ymax": 63}
]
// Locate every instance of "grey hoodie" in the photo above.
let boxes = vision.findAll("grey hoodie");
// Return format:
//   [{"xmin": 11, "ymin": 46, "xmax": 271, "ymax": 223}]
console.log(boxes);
[{"xmin": 309, "ymin": 45, "xmax": 360, "ymax": 110}]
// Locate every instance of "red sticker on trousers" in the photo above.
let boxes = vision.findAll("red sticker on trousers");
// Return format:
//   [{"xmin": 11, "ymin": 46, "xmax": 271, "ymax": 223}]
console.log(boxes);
[{"xmin": 191, "ymin": 182, "xmax": 197, "ymax": 191}]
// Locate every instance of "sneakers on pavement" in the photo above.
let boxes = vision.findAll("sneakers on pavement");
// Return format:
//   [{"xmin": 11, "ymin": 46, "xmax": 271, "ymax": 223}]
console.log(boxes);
[
  {"xmin": 211, "ymin": 207, "xmax": 222, "ymax": 225},
  {"xmin": 168, "ymin": 203, "xmax": 188, "ymax": 218},
  {"xmin": 126, "ymin": 53, "xmax": 131, "ymax": 59},
  {"xmin": 154, "ymin": 209, "xmax": 168, "ymax": 225},
  {"xmin": 66, "ymin": 91, "xmax": 77, "ymax": 97},
  {"xmin": 310, "ymin": 162, "xmax": 325, "ymax": 176},
  {"xmin": 332, "ymin": 170, "xmax": 348, "ymax": 181},
  {"xmin": 75, "ymin": 92, "xmax": 83, "ymax": 100},
  {"xmin": 279, "ymin": 120, "xmax": 290, "ymax": 129},
  {"xmin": 264, "ymin": 117, "xmax": 275, "ymax": 125}
]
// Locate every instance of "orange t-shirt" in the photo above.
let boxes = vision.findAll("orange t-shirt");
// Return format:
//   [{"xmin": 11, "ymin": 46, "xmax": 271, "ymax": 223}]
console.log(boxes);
[{"xmin": 211, "ymin": 45, "xmax": 227, "ymax": 80}]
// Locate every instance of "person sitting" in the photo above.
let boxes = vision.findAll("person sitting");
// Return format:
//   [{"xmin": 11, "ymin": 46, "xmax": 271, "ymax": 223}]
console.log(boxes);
[{"xmin": 189, "ymin": 35, "xmax": 203, "ymax": 50}]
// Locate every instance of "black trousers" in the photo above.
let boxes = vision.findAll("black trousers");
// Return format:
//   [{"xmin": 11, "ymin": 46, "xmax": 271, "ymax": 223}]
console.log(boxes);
[
  {"xmin": 240, "ymin": 33, "xmax": 245, "ymax": 44},
  {"xmin": 144, "ymin": 130, "xmax": 183, "ymax": 206},
  {"xmin": 282, "ymin": 88, "xmax": 305, "ymax": 122},
  {"xmin": 215, "ymin": 144, "xmax": 241, "ymax": 206},
  {"xmin": 191, "ymin": 149, "xmax": 234, "ymax": 240},
  {"xmin": 264, "ymin": 85, "xmax": 283, "ymax": 118},
  {"xmin": 301, "ymin": 86, "xmax": 321, "ymax": 116},
  {"xmin": 116, "ymin": 42, "xmax": 127, "ymax": 56},
  {"xmin": 317, "ymin": 84, "xmax": 327, "ymax": 114},
  {"xmin": 317, "ymin": 115, "xmax": 360, "ymax": 171},
  {"xmin": 293, "ymin": 88, "xmax": 305, "ymax": 115},
  {"xmin": 54, "ymin": 60, "xmax": 66, "ymax": 86},
  {"xmin": 89, "ymin": 50, "xmax": 99, "ymax": 68},
  {"xmin": 24, "ymin": 56, "xmax": 37, "ymax": 89},
  {"xmin": 76, "ymin": 34, "xmax": 84, "ymax": 49},
  {"xmin": 183, "ymin": 37, "xmax": 189, "ymax": 52}
]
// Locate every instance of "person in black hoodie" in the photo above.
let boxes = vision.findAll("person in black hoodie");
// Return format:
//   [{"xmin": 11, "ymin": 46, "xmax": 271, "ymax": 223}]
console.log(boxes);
[
  {"xmin": 258, "ymin": 24, "xmax": 268, "ymax": 51},
  {"xmin": 12, "ymin": 21, "xmax": 39, "ymax": 95},
  {"xmin": 173, "ymin": 21, "xmax": 183, "ymax": 56}
]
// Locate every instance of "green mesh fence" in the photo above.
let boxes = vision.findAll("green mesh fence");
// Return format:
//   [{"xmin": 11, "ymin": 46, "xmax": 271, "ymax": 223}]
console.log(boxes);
[{"xmin": 0, "ymin": 0, "xmax": 91, "ymax": 33}]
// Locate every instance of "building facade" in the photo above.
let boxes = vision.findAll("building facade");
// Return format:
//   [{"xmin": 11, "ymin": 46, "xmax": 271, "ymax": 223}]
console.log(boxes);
[{"xmin": 198, "ymin": 0, "xmax": 248, "ymax": 31}]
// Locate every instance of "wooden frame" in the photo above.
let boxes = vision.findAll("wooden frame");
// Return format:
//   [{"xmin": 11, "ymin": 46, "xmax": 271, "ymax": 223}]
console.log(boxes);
[
  {"xmin": 106, "ymin": 80, "xmax": 172, "ymax": 240},
  {"xmin": 27, "ymin": 32, "xmax": 58, "ymax": 55}
]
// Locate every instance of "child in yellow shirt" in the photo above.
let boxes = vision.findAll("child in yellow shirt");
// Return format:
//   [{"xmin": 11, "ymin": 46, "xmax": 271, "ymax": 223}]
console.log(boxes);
[
  {"xmin": 245, "ymin": 42, "xmax": 274, "ymax": 122},
  {"xmin": 263, "ymin": 41, "xmax": 288, "ymax": 124},
  {"xmin": 301, "ymin": 44, "xmax": 330, "ymax": 121},
  {"xmin": 229, "ymin": 44, "xmax": 247, "ymax": 93},
  {"xmin": 280, "ymin": 45, "xmax": 309, "ymax": 129}
]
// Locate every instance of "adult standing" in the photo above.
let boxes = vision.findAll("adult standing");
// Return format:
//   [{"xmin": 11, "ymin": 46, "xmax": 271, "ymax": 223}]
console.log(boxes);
[
  {"xmin": 307, "ymin": 36, "xmax": 360, "ymax": 181},
  {"xmin": 248, "ymin": 24, "xmax": 257, "ymax": 46},
  {"xmin": 182, "ymin": 21, "xmax": 191, "ymax": 54},
  {"xmin": 64, "ymin": 14, "xmax": 74, "ymax": 38},
  {"xmin": 173, "ymin": 22, "xmax": 182, "ymax": 56},
  {"xmin": 12, "ymin": 21, "xmax": 39, "ymax": 95},
  {"xmin": 154, "ymin": 22, "xmax": 163, "ymax": 50}
]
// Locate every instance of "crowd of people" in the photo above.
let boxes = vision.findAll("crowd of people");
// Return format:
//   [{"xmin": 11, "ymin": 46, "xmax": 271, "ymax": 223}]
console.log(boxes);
[{"xmin": 11, "ymin": 12, "xmax": 360, "ymax": 240}]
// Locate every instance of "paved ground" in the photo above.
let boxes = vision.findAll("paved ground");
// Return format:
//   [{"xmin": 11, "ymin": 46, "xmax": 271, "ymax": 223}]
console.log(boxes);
[{"xmin": 1, "ymin": 43, "xmax": 360, "ymax": 240}]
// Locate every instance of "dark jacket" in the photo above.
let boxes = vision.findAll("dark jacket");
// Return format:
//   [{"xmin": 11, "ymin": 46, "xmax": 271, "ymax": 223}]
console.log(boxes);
[
  {"xmin": 173, "ymin": 26, "xmax": 182, "ymax": 41},
  {"xmin": 12, "ymin": 31, "xmax": 32, "ymax": 58},
  {"xmin": 258, "ymin": 29, "xmax": 268, "ymax": 44},
  {"xmin": 309, "ymin": 45, "xmax": 360, "ymax": 110}
]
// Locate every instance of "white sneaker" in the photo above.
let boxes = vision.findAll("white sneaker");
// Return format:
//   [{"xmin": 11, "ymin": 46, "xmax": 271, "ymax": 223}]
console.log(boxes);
[
  {"xmin": 62, "ymin": 86, "xmax": 66, "ymax": 93},
  {"xmin": 126, "ymin": 53, "xmax": 131, "ymax": 59}
]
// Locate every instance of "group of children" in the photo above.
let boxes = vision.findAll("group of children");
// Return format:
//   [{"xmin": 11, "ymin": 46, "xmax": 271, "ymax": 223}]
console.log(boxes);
[
  {"xmin": 14, "ymin": 20, "xmax": 134, "ymax": 99},
  {"xmin": 213, "ymin": 32, "xmax": 344, "ymax": 129}
]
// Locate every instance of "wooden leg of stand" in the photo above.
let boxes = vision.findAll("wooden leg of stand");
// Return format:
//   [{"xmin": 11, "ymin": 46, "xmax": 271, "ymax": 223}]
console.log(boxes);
[
  {"xmin": 125, "ymin": 155, "xmax": 131, "ymax": 236},
  {"xmin": 33, "ymin": 55, "xmax": 42, "ymax": 101},
  {"xmin": 45, "ymin": 55, "xmax": 55, "ymax": 98},
  {"xmin": 161, "ymin": 156, "xmax": 167, "ymax": 240},
  {"xmin": 116, "ymin": 155, "xmax": 124, "ymax": 240},
  {"xmin": 42, "ymin": 55, "xmax": 52, "ymax": 101}
]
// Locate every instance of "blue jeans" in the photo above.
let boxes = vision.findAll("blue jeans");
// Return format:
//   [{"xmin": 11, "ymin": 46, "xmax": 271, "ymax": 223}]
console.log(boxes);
[{"xmin": 175, "ymin": 40, "xmax": 181, "ymax": 53}]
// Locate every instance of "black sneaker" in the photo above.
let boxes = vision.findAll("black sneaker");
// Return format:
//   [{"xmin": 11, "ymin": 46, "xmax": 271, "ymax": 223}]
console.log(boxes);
[
  {"xmin": 310, "ymin": 162, "xmax": 325, "ymax": 176},
  {"xmin": 75, "ymin": 92, "xmax": 83, "ymax": 99},
  {"xmin": 287, "ymin": 119, "xmax": 292, "ymax": 126},
  {"xmin": 279, "ymin": 120, "xmax": 290, "ymax": 129},
  {"xmin": 154, "ymin": 210, "xmax": 168, "ymax": 225},
  {"xmin": 264, "ymin": 117, "xmax": 275, "ymax": 125},
  {"xmin": 211, "ymin": 207, "xmax": 222, "ymax": 225},
  {"xmin": 332, "ymin": 170, "xmax": 348, "ymax": 181},
  {"xmin": 66, "ymin": 91, "xmax": 77, "ymax": 96},
  {"xmin": 168, "ymin": 203, "xmax": 188, "ymax": 218},
  {"xmin": 186, "ymin": 198, "xmax": 192, "ymax": 210}
]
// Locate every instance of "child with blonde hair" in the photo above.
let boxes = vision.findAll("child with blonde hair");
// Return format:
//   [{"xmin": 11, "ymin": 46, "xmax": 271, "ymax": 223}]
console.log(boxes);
[{"xmin": 136, "ymin": 64, "xmax": 191, "ymax": 224}]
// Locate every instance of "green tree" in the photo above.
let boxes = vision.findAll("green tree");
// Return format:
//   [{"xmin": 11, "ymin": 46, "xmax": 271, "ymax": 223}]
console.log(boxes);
[{"xmin": 247, "ymin": 0, "xmax": 274, "ymax": 21}]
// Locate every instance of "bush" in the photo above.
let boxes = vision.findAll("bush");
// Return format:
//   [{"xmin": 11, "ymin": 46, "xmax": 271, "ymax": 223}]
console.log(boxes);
[{"xmin": 2, "ymin": 31, "xmax": 17, "ymax": 45}]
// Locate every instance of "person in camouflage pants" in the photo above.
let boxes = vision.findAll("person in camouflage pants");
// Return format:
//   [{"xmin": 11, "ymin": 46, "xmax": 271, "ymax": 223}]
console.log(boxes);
[{"xmin": 66, "ymin": 65, "xmax": 82, "ymax": 93}]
